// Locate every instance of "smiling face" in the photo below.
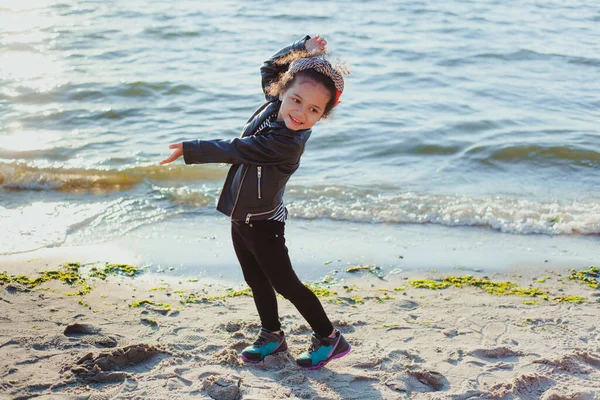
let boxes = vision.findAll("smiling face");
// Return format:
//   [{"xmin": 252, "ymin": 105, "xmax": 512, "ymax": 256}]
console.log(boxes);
[{"xmin": 277, "ymin": 77, "xmax": 332, "ymax": 131}]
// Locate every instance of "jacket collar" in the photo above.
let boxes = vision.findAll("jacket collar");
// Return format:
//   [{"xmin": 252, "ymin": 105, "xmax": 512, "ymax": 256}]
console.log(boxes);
[{"xmin": 270, "ymin": 119, "xmax": 311, "ymax": 135}]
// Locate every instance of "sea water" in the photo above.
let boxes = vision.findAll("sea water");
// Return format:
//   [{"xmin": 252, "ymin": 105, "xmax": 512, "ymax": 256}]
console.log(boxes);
[{"xmin": 1, "ymin": 1, "xmax": 598, "ymax": 277}]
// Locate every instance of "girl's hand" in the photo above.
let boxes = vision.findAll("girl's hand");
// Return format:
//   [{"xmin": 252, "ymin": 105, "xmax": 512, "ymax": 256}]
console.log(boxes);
[
  {"xmin": 305, "ymin": 34, "xmax": 327, "ymax": 56},
  {"xmin": 160, "ymin": 143, "xmax": 183, "ymax": 165}
]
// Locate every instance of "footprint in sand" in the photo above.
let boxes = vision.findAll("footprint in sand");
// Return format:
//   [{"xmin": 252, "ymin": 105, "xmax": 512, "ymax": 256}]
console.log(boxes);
[
  {"xmin": 160, "ymin": 327, "xmax": 207, "ymax": 351},
  {"xmin": 541, "ymin": 387, "xmax": 599, "ymax": 400},
  {"xmin": 476, "ymin": 371, "xmax": 502, "ymax": 388},
  {"xmin": 385, "ymin": 368, "xmax": 449, "ymax": 393},
  {"xmin": 488, "ymin": 374, "xmax": 555, "ymax": 398},
  {"xmin": 202, "ymin": 374, "xmax": 241, "ymax": 400},
  {"xmin": 526, "ymin": 316, "xmax": 595, "ymax": 352},
  {"xmin": 70, "ymin": 343, "xmax": 162, "ymax": 383},
  {"xmin": 531, "ymin": 352, "xmax": 600, "ymax": 399},
  {"xmin": 87, "ymin": 378, "xmax": 138, "ymax": 400},
  {"xmin": 469, "ymin": 347, "xmax": 523, "ymax": 359},
  {"xmin": 462, "ymin": 319, "xmax": 510, "ymax": 347},
  {"xmin": 481, "ymin": 321, "xmax": 508, "ymax": 346},
  {"xmin": 533, "ymin": 351, "xmax": 600, "ymax": 376}
]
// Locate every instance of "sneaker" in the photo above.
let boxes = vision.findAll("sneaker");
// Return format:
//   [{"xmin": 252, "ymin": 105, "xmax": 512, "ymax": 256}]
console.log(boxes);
[
  {"xmin": 241, "ymin": 328, "xmax": 288, "ymax": 363},
  {"xmin": 296, "ymin": 330, "xmax": 351, "ymax": 369}
]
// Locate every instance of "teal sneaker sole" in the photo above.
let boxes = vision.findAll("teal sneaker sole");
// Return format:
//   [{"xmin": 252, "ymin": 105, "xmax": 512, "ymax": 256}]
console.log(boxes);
[
  {"xmin": 241, "ymin": 346, "xmax": 288, "ymax": 364},
  {"xmin": 298, "ymin": 344, "xmax": 351, "ymax": 370}
]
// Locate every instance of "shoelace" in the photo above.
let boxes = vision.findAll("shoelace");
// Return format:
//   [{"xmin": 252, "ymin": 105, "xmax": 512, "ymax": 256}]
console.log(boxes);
[
  {"xmin": 307, "ymin": 335, "xmax": 322, "ymax": 353},
  {"xmin": 253, "ymin": 333, "xmax": 271, "ymax": 347}
]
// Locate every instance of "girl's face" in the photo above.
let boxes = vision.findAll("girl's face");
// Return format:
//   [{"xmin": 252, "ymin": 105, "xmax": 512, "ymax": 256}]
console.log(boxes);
[{"xmin": 277, "ymin": 77, "xmax": 331, "ymax": 131}]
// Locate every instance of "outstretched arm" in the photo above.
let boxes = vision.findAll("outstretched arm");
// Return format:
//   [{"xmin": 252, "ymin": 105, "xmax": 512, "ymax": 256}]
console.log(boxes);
[
  {"xmin": 181, "ymin": 134, "xmax": 302, "ymax": 166},
  {"xmin": 160, "ymin": 134, "xmax": 302, "ymax": 166}
]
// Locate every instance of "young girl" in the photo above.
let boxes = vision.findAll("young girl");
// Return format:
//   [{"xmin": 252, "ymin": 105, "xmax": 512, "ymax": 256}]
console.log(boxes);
[{"xmin": 160, "ymin": 34, "xmax": 350, "ymax": 369}]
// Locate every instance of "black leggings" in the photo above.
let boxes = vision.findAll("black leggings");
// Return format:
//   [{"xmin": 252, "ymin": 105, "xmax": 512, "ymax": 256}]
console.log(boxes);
[{"xmin": 231, "ymin": 220, "xmax": 333, "ymax": 337}]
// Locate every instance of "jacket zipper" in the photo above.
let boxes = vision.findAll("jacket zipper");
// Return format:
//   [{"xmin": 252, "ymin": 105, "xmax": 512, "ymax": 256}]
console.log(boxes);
[
  {"xmin": 257, "ymin": 166, "xmax": 262, "ymax": 199},
  {"xmin": 245, "ymin": 205, "xmax": 280, "ymax": 224},
  {"xmin": 230, "ymin": 166, "xmax": 249, "ymax": 220}
]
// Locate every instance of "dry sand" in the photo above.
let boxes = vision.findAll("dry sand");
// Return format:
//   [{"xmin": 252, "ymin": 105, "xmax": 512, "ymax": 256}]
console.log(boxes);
[{"xmin": 1, "ymin": 248, "xmax": 599, "ymax": 400}]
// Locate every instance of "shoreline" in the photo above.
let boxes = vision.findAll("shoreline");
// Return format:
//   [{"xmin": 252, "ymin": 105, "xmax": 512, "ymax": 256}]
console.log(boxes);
[{"xmin": 2, "ymin": 216, "xmax": 598, "ymax": 284}]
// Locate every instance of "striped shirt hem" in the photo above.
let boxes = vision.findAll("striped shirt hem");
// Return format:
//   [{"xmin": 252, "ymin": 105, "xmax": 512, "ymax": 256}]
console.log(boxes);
[{"xmin": 267, "ymin": 202, "xmax": 288, "ymax": 222}]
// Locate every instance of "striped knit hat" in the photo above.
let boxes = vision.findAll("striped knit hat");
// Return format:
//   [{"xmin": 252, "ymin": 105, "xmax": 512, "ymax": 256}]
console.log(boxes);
[{"xmin": 287, "ymin": 57, "xmax": 345, "ymax": 106}]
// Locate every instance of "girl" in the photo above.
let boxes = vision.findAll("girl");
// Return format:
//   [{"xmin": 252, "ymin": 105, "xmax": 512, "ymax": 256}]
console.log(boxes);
[{"xmin": 160, "ymin": 35, "xmax": 350, "ymax": 370}]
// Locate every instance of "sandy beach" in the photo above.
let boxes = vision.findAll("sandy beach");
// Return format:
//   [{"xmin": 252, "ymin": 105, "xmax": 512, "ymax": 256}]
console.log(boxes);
[
  {"xmin": 2, "ymin": 0, "xmax": 600, "ymax": 399},
  {"xmin": 1, "ymin": 240, "xmax": 599, "ymax": 400}
]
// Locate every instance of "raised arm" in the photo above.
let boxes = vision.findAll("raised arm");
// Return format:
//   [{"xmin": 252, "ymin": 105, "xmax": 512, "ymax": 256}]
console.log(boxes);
[{"xmin": 260, "ymin": 35, "xmax": 329, "ymax": 101}]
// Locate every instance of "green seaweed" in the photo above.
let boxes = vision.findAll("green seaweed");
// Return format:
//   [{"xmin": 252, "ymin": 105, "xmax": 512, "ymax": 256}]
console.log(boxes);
[
  {"xmin": 371, "ymin": 295, "xmax": 395, "ymax": 303},
  {"xmin": 348, "ymin": 296, "xmax": 365, "ymax": 304},
  {"xmin": 176, "ymin": 287, "xmax": 253, "ymax": 305},
  {"xmin": 305, "ymin": 283, "xmax": 336, "ymax": 297},
  {"xmin": 179, "ymin": 294, "xmax": 219, "ymax": 304},
  {"xmin": 346, "ymin": 265, "xmax": 383, "ymax": 278},
  {"xmin": 2, "ymin": 262, "xmax": 87, "ymax": 290},
  {"xmin": 343, "ymin": 284, "xmax": 359, "ymax": 293},
  {"xmin": 409, "ymin": 275, "xmax": 549, "ymax": 299},
  {"xmin": 409, "ymin": 280, "xmax": 452, "ymax": 290},
  {"xmin": 42, "ymin": 262, "xmax": 82, "ymax": 284},
  {"xmin": 225, "ymin": 287, "xmax": 254, "ymax": 297},
  {"xmin": 65, "ymin": 282, "xmax": 93, "ymax": 296},
  {"xmin": 553, "ymin": 296, "xmax": 587, "ymax": 304},
  {"xmin": 89, "ymin": 263, "xmax": 143, "ymax": 280},
  {"xmin": 78, "ymin": 298, "xmax": 89, "ymax": 307},
  {"xmin": 522, "ymin": 300, "xmax": 540, "ymax": 305},
  {"xmin": 567, "ymin": 266, "xmax": 599, "ymax": 289},
  {"xmin": 129, "ymin": 299, "xmax": 172, "ymax": 311},
  {"xmin": 1, "ymin": 262, "xmax": 142, "ymax": 297},
  {"xmin": 0, "ymin": 272, "xmax": 10, "ymax": 284},
  {"xmin": 445, "ymin": 276, "xmax": 548, "ymax": 298}
]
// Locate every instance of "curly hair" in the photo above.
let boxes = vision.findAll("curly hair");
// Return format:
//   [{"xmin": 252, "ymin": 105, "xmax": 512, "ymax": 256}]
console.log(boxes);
[{"xmin": 266, "ymin": 50, "xmax": 349, "ymax": 119}]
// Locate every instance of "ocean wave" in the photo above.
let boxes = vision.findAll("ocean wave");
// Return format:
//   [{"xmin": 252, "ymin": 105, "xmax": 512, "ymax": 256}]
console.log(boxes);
[
  {"xmin": 10, "ymin": 81, "xmax": 195, "ymax": 105},
  {"xmin": 144, "ymin": 27, "xmax": 202, "ymax": 38},
  {"xmin": 257, "ymin": 13, "xmax": 331, "ymax": 22},
  {"xmin": 154, "ymin": 185, "xmax": 218, "ymax": 207},
  {"xmin": 0, "ymin": 163, "xmax": 226, "ymax": 192},
  {"xmin": 465, "ymin": 143, "xmax": 600, "ymax": 167},
  {"xmin": 13, "ymin": 107, "xmax": 144, "ymax": 125},
  {"xmin": 438, "ymin": 50, "xmax": 600, "ymax": 67},
  {"xmin": 62, "ymin": 81, "xmax": 196, "ymax": 101},
  {"xmin": 161, "ymin": 184, "xmax": 600, "ymax": 236}
]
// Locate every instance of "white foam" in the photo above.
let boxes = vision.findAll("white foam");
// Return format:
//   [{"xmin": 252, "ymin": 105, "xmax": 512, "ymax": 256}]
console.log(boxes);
[{"xmin": 286, "ymin": 192, "xmax": 600, "ymax": 236}]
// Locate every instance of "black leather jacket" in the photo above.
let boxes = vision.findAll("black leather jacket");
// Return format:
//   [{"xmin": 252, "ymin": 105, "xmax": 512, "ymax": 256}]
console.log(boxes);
[{"xmin": 182, "ymin": 36, "xmax": 311, "ymax": 223}]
